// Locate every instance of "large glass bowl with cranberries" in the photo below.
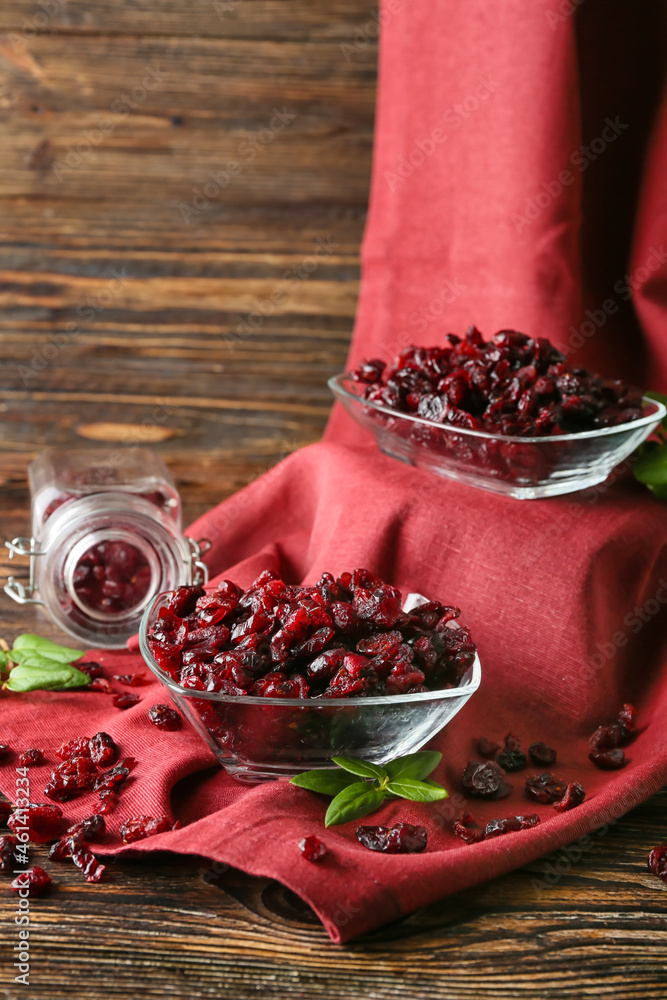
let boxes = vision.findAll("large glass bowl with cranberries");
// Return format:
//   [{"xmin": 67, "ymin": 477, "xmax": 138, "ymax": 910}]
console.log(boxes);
[
  {"xmin": 330, "ymin": 327, "xmax": 666, "ymax": 499},
  {"xmin": 139, "ymin": 570, "xmax": 481, "ymax": 782}
]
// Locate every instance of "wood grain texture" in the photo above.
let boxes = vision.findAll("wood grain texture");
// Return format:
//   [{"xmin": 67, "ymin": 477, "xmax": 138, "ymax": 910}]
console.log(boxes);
[{"xmin": 0, "ymin": 1, "xmax": 666, "ymax": 998}]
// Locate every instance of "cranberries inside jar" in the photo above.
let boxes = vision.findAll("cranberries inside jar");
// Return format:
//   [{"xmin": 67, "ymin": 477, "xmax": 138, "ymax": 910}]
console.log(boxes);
[{"xmin": 71, "ymin": 540, "xmax": 153, "ymax": 615}]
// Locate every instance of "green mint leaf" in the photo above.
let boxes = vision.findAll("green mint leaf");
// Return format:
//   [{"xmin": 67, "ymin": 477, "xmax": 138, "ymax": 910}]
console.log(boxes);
[
  {"xmin": 0, "ymin": 651, "xmax": 6, "ymax": 671},
  {"xmin": 324, "ymin": 782, "xmax": 386, "ymax": 827},
  {"xmin": 385, "ymin": 751, "xmax": 442, "ymax": 782},
  {"xmin": 5, "ymin": 662, "xmax": 92, "ymax": 692},
  {"xmin": 12, "ymin": 634, "xmax": 84, "ymax": 664},
  {"xmin": 385, "ymin": 778, "xmax": 448, "ymax": 802},
  {"xmin": 633, "ymin": 445, "xmax": 667, "ymax": 487},
  {"xmin": 291, "ymin": 769, "xmax": 364, "ymax": 797},
  {"xmin": 331, "ymin": 755, "xmax": 388, "ymax": 780}
]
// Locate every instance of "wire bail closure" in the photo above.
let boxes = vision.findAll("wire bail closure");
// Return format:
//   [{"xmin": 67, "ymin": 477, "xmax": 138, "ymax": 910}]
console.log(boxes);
[{"xmin": 4, "ymin": 537, "xmax": 46, "ymax": 606}]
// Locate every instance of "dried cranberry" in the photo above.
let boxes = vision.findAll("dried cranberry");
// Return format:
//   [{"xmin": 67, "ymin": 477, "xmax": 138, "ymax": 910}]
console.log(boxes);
[
  {"xmin": 453, "ymin": 813, "xmax": 485, "ymax": 844},
  {"xmin": 120, "ymin": 815, "xmax": 175, "ymax": 843},
  {"xmin": 647, "ymin": 844, "xmax": 667, "ymax": 883},
  {"xmin": 113, "ymin": 672, "xmax": 149, "ymax": 686},
  {"xmin": 484, "ymin": 814, "xmax": 541, "ymax": 838},
  {"xmin": 589, "ymin": 748, "xmax": 626, "ymax": 770},
  {"xmin": 477, "ymin": 737, "xmax": 501, "ymax": 758},
  {"xmin": 9, "ymin": 802, "xmax": 63, "ymax": 843},
  {"xmin": 78, "ymin": 661, "xmax": 103, "ymax": 679},
  {"xmin": 0, "ymin": 743, "xmax": 11, "ymax": 762},
  {"xmin": 528, "ymin": 742, "xmax": 557, "ymax": 766},
  {"xmin": 589, "ymin": 723, "xmax": 627, "ymax": 751},
  {"xmin": 298, "ymin": 835, "xmax": 327, "ymax": 862},
  {"xmin": 525, "ymin": 773, "xmax": 567, "ymax": 804},
  {"xmin": 18, "ymin": 748, "xmax": 45, "ymax": 767},
  {"xmin": 112, "ymin": 692, "xmax": 140, "ymax": 710},
  {"xmin": 88, "ymin": 732, "xmax": 118, "ymax": 766},
  {"xmin": 169, "ymin": 586, "xmax": 206, "ymax": 618},
  {"xmin": 503, "ymin": 732, "xmax": 522, "ymax": 751},
  {"xmin": 67, "ymin": 814, "xmax": 106, "ymax": 841},
  {"xmin": 11, "ymin": 866, "xmax": 51, "ymax": 896},
  {"xmin": 44, "ymin": 757, "xmax": 98, "ymax": 801},
  {"xmin": 69, "ymin": 839, "xmax": 106, "ymax": 882},
  {"xmin": 98, "ymin": 792, "xmax": 118, "ymax": 814},
  {"xmin": 356, "ymin": 822, "xmax": 427, "ymax": 854},
  {"xmin": 554, "ymin": 782, "xmax": 586, "ymax": 812},
  {"xmin": 94, "ymin": 765, "xmax": 130, "ymax": 793},
  {"xmin": 0, "ymin": 793, "xmax": 12, "ymax": 825},
  {"xmin": 148, "ymin": 704, "xmax": 182, "ymax": 731},
  {"xmin": 73, "ymin": 539, "xmax": 153, "ymax": 615},
  {"xmin": 462, "ymin": 761, "xmax": 513, "ymax": 799},
  {"xmin": 617, "ymin": 703, "xmax": 637, "ymax": 732},
  {"xmin": 495, "ymin": 747, "xmax": 527, "ymax": 772},
  {"xmin": 57, "ymin": 737, "xmax": 92, "ymax": 761},
  {"xmin": 89, "ymin": 677, "xmax": 114, "ymax": 694},
  {"xmin": 0, "ymin": 834, "xmax": 18, "ymax": 871}
]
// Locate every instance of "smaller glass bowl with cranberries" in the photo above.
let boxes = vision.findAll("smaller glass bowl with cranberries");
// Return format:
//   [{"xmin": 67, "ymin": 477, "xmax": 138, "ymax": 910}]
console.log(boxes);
[
  {"xmin": 330, "ymin": 327, "xmax": 666, "ymax": 499},
  {"xmin": 139, "ymin": 569, "xmax": 481, "ymax": 782}
]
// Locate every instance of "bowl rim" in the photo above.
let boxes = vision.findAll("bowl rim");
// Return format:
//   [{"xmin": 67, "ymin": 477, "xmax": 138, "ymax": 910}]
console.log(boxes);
[
  {"xmin": 139, "ymin": 591, "xmax": 482, "ymax": 708},
  {"xmin": 329, "ymin": 373, "xmax": 666, "ymax": 444}
]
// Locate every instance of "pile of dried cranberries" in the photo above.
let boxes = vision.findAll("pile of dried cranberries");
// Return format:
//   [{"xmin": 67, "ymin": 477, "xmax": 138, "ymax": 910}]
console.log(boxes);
[
  {"xmin": 147, "ymin": 569, "xmax": 477, "ymax": 700},
  {"xmin": 350, "ymin": 327, "xmax": 643, "ymax": 436}
]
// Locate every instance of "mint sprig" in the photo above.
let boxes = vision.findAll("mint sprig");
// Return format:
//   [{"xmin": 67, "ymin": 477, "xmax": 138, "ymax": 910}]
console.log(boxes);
[
  {"xmin": 290, "ymin": 751, "xmax": 448, "ymax": 826},
  {"xmin": 633, "ymin": 390, "xmax": 667, "ymax": 499},
  {"xmin": 1, "ymin": 634, "xmax": 91, "ymax": 692}
]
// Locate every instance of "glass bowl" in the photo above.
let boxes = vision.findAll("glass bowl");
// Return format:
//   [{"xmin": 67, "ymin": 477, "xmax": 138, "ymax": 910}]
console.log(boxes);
[
  {"xmin": 329, "ymin": 374, "xmax": 666, "ymax": 499},
  {"xmin": 139, "ymin": 591, "xmax": 481, "ymax": 783}
]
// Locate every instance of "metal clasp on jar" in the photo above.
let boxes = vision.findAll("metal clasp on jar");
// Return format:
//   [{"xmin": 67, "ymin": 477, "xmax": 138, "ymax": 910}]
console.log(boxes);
[
  {"xmin": 186, "ymin": 537, "xmax": 211, "ymax": 587},
  {"xmin": 4, "ymin": 537, "xmax": 46, "ymax": 606}
]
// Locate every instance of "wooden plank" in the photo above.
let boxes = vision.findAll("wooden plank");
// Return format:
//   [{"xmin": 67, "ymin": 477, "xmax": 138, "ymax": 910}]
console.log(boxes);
[{"xmin": 0, "ymin": 0, "xmax": 382, "ymax": 40}]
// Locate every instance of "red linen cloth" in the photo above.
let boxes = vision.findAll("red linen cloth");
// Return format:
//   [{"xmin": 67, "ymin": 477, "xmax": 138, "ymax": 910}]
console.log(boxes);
[{"xmin": 2, "ymin": 0, "xmax": 667, "ymax": 942}]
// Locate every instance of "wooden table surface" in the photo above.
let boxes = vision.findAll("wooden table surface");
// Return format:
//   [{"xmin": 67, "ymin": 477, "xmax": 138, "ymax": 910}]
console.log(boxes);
[{"xmin": 0, "ymin": 2, "xmax": 666, "ymax": 997}]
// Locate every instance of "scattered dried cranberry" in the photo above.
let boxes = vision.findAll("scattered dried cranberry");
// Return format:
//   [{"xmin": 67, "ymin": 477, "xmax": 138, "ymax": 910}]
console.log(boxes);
[
  {"xmin": 69, "ymin": 839, "xmax": 106, "ymax": 882},
  {"xmin": 356, "ymin": 822, "xmax": 427, "ymax": 853},
  {"xmin": 44, "ymin": 757, "xmax": 98, "ymax": 801},
  {"xmin": 647, "ymin": 844, "xmax": 667, "ymax": 883},
  {"xmin": 18, "ymin": 748, "xmax": 45, "ymax": 767},
  {"xmin": 554, "ymin": 782, "xmax": 586, "ymax": 812},
  {"xmin": 120, "ymin": 815, "xmax": 176, "ymax": 844},
  {"xmin": 477, "ymin": 737, "xmax": 501, "ymax": 758},
  {"xmin": 453, "ymin": 812, "xmax": 485, "ymax": 844},
  {"xmin": 112, "ymin": 692, "xmax": 140, "ymax": 710},
  {"xmin": 68, "ymin": 814, "xmax": 106, "ymax": 841},
  {"xmin": 94, "ymin": 765, "xmax": 130, "ymax": 793},
  {"xmin": 148, "ymin": 704, "xmax": 182, "ymax": 731},
  {"xmin": 589, "ymin": 748, "xmax": 626, "ymax": 770},
  {"xmin": 78, "ymin": 661, "xmax": 104, "ymax": 679},
  {"xmin": 11, "ymin": 866, "xmax": 51, "ymax": 896},
  {"xmin": 0, "ymin": 743, "xmax": 12, "ymax": 762},
  {"xmin": 88, "ymin": 731, "xmax": 118, "ymax": 766},
  {"xmin": 525, "ymin": 773, "xmax": 567, "ymax": 804},
  {"xmin": 350, "ymin": 327, "xmax": 643, "ymax": 436},
  {"xmin": 113, "ymin": 672, "xmax": 149, "ymax": 686},
  {"xmin": 9, "ymin": 803, "xmax": 63, "ymax": 843},
  {"xmin": 495, "ymin": 747, "xmax": 527, "ymax": 772},
  {"xmin": 0, "ymin": 793, "xmax": 12, "ymax": 825},
  {"xmin": 89, "ymin": 677, "xmax": 114, "ymax": 694},
  {"xmin": 462, "ymin": 760, "xmax": 512, "ymax": 799},
  {"xmin": 116, "ymin": 757, "xmax": 138, "ymax": 772},
  {"xmin": 528, "ymin": 742, "xmax": 557, "ymax": 766},
  {"xmin": 617, "ymin": 703, "xmax": 637, "ymax": 732},
  {"xmin": 298, "ymin": 835, "xmax": 327, "ymax": 862},
  {"xmin": 57, "ymin": 737, "xmax": 92, "ymax": 761},
  {"xmin": 0, "ymin": 834, "xmax": 18, "ymax": 871},
  {"xmin": 97, "ymin": 792, "xmax": 118, "ymax": 814},
  {"xmin": 484, "ymin": 815, "xmax": 541, "ymax": 838}
]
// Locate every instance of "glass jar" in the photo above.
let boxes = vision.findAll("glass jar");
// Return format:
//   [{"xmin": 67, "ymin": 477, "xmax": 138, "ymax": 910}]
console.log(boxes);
[{"xmin": 4, "ymin": 448, "xmax": 209, "ymax": 649}]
